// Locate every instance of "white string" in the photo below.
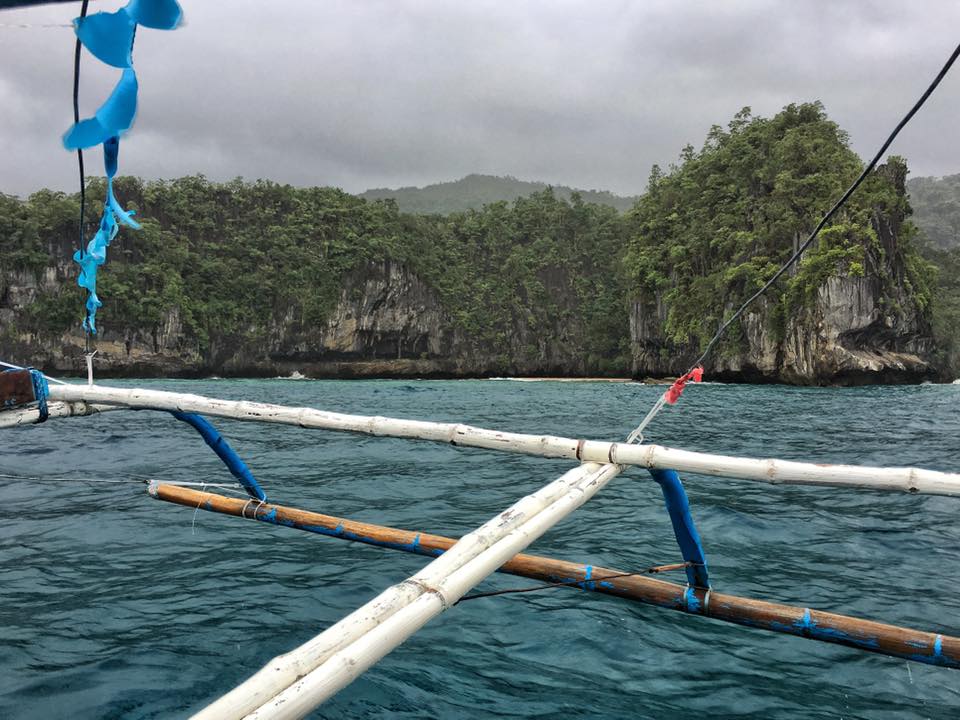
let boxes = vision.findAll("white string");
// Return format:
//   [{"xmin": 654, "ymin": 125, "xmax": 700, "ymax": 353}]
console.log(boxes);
[
  {"xmin": 191, "ymin": 486, "xmax": 206, "ymax": 535},
  {"xmin": 0, "ymin": 472, "xmax": 243, "ymax": 494},
  {"xmin": 0, "ymin": 23, "xmax": 72, "ymax": 28},
  {"xmin": 625, "ymin": 392, "xmax": 667, "ymax": 445}
]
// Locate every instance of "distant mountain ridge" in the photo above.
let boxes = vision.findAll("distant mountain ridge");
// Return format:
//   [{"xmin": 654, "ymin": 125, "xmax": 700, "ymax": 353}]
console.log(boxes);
[
  {"xmin": 907, "ymin": 174, "xmax": 960, "ymax": 249},
  {"xmin": 358, "ymin": 174, "xmax": 640, "ymax": 214}
]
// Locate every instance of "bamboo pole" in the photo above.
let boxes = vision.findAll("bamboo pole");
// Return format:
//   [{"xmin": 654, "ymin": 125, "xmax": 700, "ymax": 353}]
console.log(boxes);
[
  {"xmin": 0, "ymin": 400, "xmax": 115, "ymax": 428},
  {"xmin": 191, "ymin": 461, "xmax": 621, "ymax": 720},
  {"xmin": 245, "ymin": 463, "xmax": 621, "ymax": 720},
  {"xmin": 150, "ymin": 483, "xmax": 960, "ymax": 674},
  {"xmin": 50, "ymin": 384, "xmax": 960, "ymax": 496}
]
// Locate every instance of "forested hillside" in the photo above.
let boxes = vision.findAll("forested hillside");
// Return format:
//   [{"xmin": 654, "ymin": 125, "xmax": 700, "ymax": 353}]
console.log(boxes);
[
  {"xmin": 907, "ymin": 175, "xmax": 960, "ymax": 375},
  {"xmin": 908, "ymin": 175, "xmax": 960, "ymax": 249},
  {"xmin": 1, "ymin": 178, "xmax": 629, "ymax": 376},
  {"xmin": 359, "ymin": 174, "xmax": 638, "ymax": 214},
  {"xmin": 0, "ymin": 103, "xmax": 951, "ymax": 382},
  {"xmin": 625, "ymin": 104, "xmax": 937, "ymax": 382}
]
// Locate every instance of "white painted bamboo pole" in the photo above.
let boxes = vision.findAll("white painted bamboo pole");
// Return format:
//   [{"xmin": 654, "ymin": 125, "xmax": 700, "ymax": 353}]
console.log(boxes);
[
  {"xmin": 47, "ymin": 384, "xmax": 960, "ymax": 496},
  {"xmin": 0, "ymin": 400, "xmax": 116, "ymax": 428},
  {"xmin": 193, "ymin": 462, "xmax": 613, "ymax": 720},
  {"xmin": 242, "ymin": 462, "xmax": 621, "ymax": 720}
]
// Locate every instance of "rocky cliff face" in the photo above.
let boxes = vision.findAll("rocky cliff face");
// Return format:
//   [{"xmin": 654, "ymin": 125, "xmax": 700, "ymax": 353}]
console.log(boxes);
[
  {"xmin": 629, "ymin": 167, "xmax": 937, "ymax": 385},
  {"xmin": 2, "ymin": 259, "xmax": 614, "ymax": 379}
]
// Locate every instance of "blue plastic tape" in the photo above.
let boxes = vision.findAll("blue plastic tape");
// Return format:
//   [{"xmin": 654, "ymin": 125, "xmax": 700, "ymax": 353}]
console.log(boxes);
[
  {"xmin": 648, "ymin": 469, "xmax": 710, "ymax": 589},
  {"xmin": 64, "ymin": 0, "xmax": 182, "ymax": 333},
  {"xmin": 170, "ymin": 411, "xmax": 267, "ymax": 502},
  {"xmin": 63, "ymin": 68, "xmax": 139, "ymax": 151},
  {"xmin": 74, "ymin": 8, "xmax": 136, "ymax": 68},
  {"xmin": 28, "ymin": 369, "xmax": 49, "ymax": 423},
  {"xmin": 127, "ymin": 0, "xmax": 183, "ymax": 30}
]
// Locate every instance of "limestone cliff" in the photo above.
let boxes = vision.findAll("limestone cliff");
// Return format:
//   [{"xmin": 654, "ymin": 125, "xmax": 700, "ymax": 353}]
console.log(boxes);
[
  {"xmin": 629, "ymin": 164, "xmax": 937, "ymax": 385},
  {"xmin": 1, "ymin": 258, "xmax": 616, "ymax": 379}
]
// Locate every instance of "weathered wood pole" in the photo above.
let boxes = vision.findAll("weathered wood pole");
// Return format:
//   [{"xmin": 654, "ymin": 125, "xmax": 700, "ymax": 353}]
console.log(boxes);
[
  {"xmin": 149, "ymin": 482, "xmax": 960, "ymax": 675},
  {"xmin": 179, "ymin": 461, "xmax": 623, "ymax": 719}
]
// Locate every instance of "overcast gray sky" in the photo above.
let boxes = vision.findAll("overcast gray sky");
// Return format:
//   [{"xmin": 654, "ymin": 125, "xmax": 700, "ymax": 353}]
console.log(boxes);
[{"xmin": 1, "ymin": 1, "xmax": 959, "ymax": 198}]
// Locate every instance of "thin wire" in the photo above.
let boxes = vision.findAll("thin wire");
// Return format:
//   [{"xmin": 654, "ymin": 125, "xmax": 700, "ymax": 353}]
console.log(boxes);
[
  {"xmin": 73, "ymin": 0, "xmax": 89, "ymax": 264},
  {"xmin": 457, "ymin": 561, "xmax": 694, "ymax": 603}
]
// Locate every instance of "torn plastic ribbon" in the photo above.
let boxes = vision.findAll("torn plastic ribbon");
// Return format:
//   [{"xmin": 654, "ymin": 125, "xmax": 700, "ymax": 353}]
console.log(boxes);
[
  {"xmin": 74, "ymin": 9, "xmax": 136, "ymax": 68},
  {"xmin": 63, "ymin": 67, "xmax": 138, "ymax": 151},
  {"xmin": 64, "ymin": 0, "xmax": 182, "ymax": 334},
  {"xmin": 74, "ymin": 138, "xmax": 140, "ymax": 335},
  {"xmin": 127, "ymin": 0, "xmax": 182, "ymax": 30}
]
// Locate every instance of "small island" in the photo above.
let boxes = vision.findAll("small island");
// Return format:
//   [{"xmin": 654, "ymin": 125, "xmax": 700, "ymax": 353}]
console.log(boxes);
[{"xmin": 2, "ymin": 103, "xmax": 958, "ymax": 384}]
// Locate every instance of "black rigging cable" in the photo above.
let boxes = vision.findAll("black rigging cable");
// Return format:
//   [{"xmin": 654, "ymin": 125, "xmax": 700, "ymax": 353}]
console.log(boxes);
[
  {"xmin": 687, "ymin": 41, "xmax": 960, "ymax": 374},
  {"xmin": 72, "ymin": 0, "xmax": 89, "ymax": 261}
]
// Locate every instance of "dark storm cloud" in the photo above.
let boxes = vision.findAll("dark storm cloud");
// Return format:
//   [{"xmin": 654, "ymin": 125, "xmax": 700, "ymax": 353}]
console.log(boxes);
[{"xmin": 1, "ymin": 0, "xmax": 959, "ymax": 197}]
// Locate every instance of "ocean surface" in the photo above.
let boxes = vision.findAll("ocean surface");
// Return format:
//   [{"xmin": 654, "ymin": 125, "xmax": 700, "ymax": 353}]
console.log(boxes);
[{"xmin": 1, "ymin": 378, "xmax": 959, "ymax": 719}]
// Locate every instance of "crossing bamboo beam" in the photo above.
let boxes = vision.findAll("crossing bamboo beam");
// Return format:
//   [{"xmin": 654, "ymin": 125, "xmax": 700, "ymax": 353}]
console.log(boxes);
[
  {"xmin": 178, "ymin": 461, "xmax": 623, "ymax": 719},
  {"xmin": 150, "ymin": 482, "xmax": 960, "ymax": 676},
  {"xmin": 0, "ymin": 400, "xmax": 114, "ymax": 428},
  {"xmin": 51, "ymin": 384, "xmax": 960, "ymax": 496}
]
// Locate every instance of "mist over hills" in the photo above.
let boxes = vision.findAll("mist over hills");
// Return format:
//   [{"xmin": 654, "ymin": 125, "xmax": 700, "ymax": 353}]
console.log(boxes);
[
  {"xmin": 358, "ymin": 174, "xmax": 640, "ymax": 214},
  {"xmin": 907, "ymin": 174, "xmax": 960, "ymax": 250}
]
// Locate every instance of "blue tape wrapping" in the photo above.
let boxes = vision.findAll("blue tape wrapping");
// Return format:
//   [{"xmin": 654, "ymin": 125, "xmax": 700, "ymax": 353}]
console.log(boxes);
[
  {"xmin": 648, "ymin": 469, "xmax": 710, "ymax": 589},
  {"xmin": 170, "ymin": 412, "xmax": 267, "ymax": 502},
  {"xmin": 28, "ymin": 369, "xmax": 49, "ymax": 423}
]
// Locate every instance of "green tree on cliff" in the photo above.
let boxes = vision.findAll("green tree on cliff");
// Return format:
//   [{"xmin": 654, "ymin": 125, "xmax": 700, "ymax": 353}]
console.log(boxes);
[{"xmin": 624, "ymin": 102, "xmax": 931, "ymax": 360}]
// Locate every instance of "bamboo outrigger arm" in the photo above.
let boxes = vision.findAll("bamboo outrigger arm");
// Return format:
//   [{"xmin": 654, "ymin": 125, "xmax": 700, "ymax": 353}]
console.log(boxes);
[
  {"xmin": 149, "ymin": 482, "xmax": 960, "ymax": 673},
  {"xmin": 0, "ymin": 399, "xmax": 115, "ymax": 428},
  {"xmin": 47, "ymin": 384, "xmax": 960, "ymax": 496},
  {"xmin": 188, "ymin": 462, "xmax": 625, "ymax": 719}
]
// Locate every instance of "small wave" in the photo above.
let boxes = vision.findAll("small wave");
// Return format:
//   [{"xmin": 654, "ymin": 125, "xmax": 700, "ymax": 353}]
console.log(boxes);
[{"xmin": 273, "ymin": 370, "xmax": 308, "ymax": 380}]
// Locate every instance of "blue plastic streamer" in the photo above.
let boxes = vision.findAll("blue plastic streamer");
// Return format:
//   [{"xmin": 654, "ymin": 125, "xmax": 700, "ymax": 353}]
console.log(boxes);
[
  {"xmin": 63, "ymin": 0, "xmax": 182, "ymax": 335},
  {"xmin": 74, "ymin": 9, "xmax": 136, "ymax": 68},
  {"xmin": 63, "ymin": 67, "xmax": 138, "ymax": 151},
  {"xmin": 127, "ymin": 0, "xmax": 182, "ymax": 30},
  {"xmin": 74, "ymin": 139, "xmax": 140, "ymax": 334},
  {"xmin": 648, "ymin": 469, "xmax": 710, "ymax": 590},
  {"xmin": 170, "ymin": 411, "xmax": 268, "ymax": 502}
]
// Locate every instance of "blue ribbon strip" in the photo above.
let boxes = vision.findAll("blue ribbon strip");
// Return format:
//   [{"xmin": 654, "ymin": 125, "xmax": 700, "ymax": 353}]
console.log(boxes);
[
  {"xmin": 63, "ymin": 0, "xmax": 182, "ymax": 335},
  {"xmin": 648, "ymin": 469, "xmax": 710, "ymax": 590},
  {"xmin": 170, "ymin": 412, "xmax": 268, "ymax": 502}
]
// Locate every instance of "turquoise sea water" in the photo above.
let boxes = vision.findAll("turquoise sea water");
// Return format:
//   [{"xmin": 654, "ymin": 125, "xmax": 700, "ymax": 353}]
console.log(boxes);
[{"xmin": 1, "ymin": 378, "xmax": 959, "ymax": 719}]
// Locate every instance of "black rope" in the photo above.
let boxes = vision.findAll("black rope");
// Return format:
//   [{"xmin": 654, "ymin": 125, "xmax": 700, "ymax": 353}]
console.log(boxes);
[
  {"xmin": 72, "ymin": 0, "xmax": 89, "ymax": 261},
  {"xmin": 456, "ymin": 561, "xmax": 694, "ymax": 604},
  {"xmin": 688, "ymin": 41, "xmax": 960, "ymax": 373}
]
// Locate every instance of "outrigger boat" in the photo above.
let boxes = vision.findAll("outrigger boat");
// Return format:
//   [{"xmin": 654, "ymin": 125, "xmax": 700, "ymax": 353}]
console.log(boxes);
[
  {"xmin": 3, "ymin": 1, "xmax": 960, "ymax": 718},
  {"xmin": 3, "ymin": 370, "xmax": 960, "ymax": 719}
]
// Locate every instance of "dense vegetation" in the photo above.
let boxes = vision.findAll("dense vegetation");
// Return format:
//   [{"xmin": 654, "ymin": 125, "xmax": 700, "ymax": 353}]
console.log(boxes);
[
  {"xmin": 359, "ymin": 174, "xmax": 638, "ymax": 214},
  {"xmin": 2, "ymin": 176, "xmax": 630, "ymax": 372},
  {"xmin": 908, "ymin": 174, "xmax": 960, "ymax": 249},
  {"xmin": 624, "ymin": 103, "xmax": 933, "ymax": 360},
  {"xmin": 907, "ymin": 176, "xmax": 960, "ymax": 373},
  {"xmin": 2, "ymin": 102, "xmax": 957, "ymax": 378}
]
